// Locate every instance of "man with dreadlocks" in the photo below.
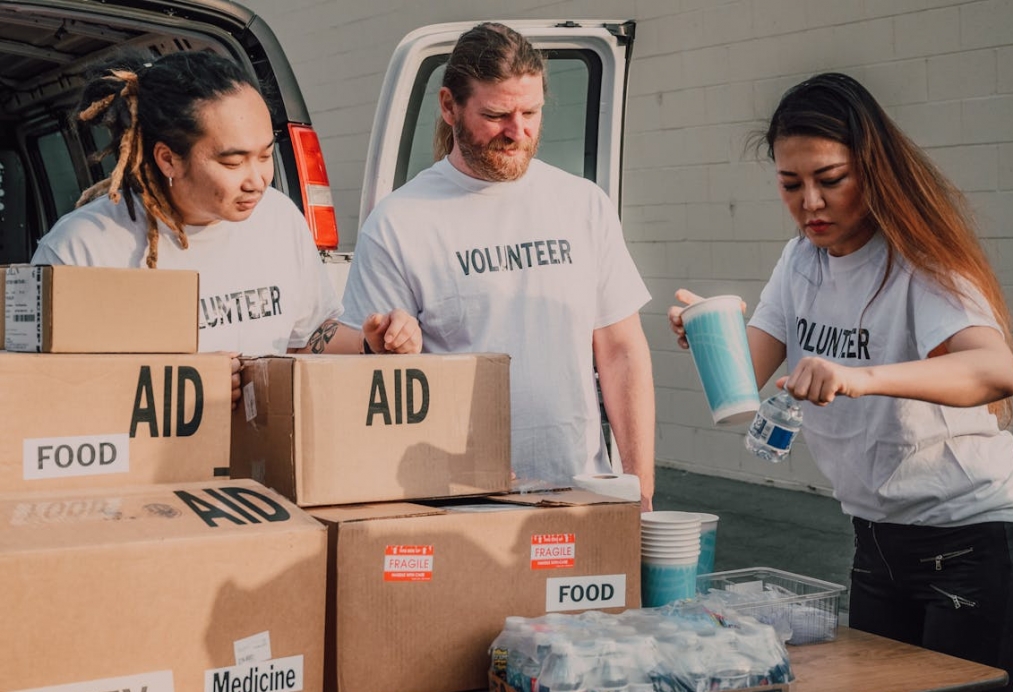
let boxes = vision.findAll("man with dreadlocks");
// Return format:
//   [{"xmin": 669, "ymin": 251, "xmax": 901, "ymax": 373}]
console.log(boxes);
[{"xmin": 32, "ymin": 51, "xmax": 420, "ymax": 376}]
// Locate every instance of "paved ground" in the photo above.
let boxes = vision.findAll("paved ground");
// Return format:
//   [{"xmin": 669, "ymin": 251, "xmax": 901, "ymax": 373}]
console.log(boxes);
[{"xmin": 652, "ymin": 466, "xmax": 854, "ymax": 614}]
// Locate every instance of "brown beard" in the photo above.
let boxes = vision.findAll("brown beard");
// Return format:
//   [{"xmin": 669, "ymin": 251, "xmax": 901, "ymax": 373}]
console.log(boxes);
[{"xmin": 453, "ymin": 119, "xmax": 540, "ymax": 182}]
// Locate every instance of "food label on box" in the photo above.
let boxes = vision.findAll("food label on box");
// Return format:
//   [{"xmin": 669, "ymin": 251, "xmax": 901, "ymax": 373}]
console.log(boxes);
[
  {"xmin": 383, "ymin": 545, "xmax": 434, "ymax": 582},
  {"xmin": 545, "ymin": 574, "xmax": 626, "ymax": 612},
  {"xmin": 11, "ymin": 670, "xmax": 175, "ymax": 692},
  {"xmin": 23, "ymin": 433, "xmax": 130, "ymax": 480},
  {"xmin": 5, "ymin": 265, "xmax": 43, "ymax": 352},
  {"xmin": 530, "ymin": 533, "xmax": 575, "ymax": 569},
  {"xmin": 10, "ymin": 497, "xmax": 123, "ymax": 525},
  {"xmin": 204, "ymin": 655, "xmax": 303, "ymax": 692}
]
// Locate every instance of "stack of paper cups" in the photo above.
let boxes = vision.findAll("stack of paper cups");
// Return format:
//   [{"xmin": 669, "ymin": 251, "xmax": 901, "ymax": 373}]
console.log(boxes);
[
  {"xmin": 697, "ymin": 513, "xmax": 720, "ymax": 575},
  {"xmin": 640, "ymin": 511, "xmax": 701, "ymax": 607}
]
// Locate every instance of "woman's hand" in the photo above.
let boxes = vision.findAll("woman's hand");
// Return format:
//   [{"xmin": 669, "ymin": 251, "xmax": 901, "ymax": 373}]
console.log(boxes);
[
  {"xmin": 363, "ymin": 308, "xmax": 423, "ymax": 354},
  {"xmin": 777, "ymin": 356, "xmax": 868, "ymax": 406},
  {"xmin": 667, "ymin": 289, "xmax": 705, "ymax": 349},
  {"xmin": 668, "ymin": 289, "xmax": 746, "ymax": 349}
]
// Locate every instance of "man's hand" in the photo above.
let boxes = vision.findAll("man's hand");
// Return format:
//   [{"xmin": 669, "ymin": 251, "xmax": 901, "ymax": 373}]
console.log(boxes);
[
  {"xmin": 228, "ymin": 352, "xmax": 242, "ymax": 410},
  {"xmin": 363, "ymin": 308, "xmax": 423, "ymax": 354}
]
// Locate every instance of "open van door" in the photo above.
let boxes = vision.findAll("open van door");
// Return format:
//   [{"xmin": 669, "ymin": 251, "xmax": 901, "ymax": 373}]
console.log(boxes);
[
  {"xmin": 360, "ymin": 19, "xmax": 635, "ymax": 221},
  {"xmin": 0, "ymin": 0, "xmax": 339, "ymax": 263},
  {"xmin": 357, "ymin": 19, "xmax": 636, "ymax": 465}
]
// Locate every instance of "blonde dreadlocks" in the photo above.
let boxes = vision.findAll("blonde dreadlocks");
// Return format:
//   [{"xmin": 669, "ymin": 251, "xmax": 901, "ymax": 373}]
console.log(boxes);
[{"xmin": 76, "ymin": 69, "xmax": 186, "ymax": 268}]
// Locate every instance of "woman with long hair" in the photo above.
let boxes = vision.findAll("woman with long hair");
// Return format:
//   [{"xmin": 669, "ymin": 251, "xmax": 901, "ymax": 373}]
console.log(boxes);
[{"xmin": 671, "ymin": 72, "xmax": 1013, "ymax": 680}]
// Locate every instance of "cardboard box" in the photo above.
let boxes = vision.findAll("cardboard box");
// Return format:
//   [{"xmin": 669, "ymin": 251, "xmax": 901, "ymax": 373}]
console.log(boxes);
[
  {"xmin": 0, "ymin": 479, "xmax": 326, "ymax": 692},
  {"xmin": 0, "ymin": 352, "xmax": 231, "ymax": 493},
  {"xmin": 311, "ymin": 489, "xmax": 641, "ymax": 692},
  {"xmin": 231, "ymin": 353, "xmax": 512, "ymax": 507},
  {"xmin": 4, "ymin": 264, "xmax": 198, "ymax": 353}
]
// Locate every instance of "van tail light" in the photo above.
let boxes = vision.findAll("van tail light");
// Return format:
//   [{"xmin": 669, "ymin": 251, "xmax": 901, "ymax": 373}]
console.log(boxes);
[{"xmin": 289, "ymin": 124, "xmax": 339, "ymax": 249}]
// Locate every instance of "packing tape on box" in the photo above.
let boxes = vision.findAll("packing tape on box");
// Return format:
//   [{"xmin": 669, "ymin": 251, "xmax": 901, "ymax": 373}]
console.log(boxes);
[{"xmin": 572, "ymin": 473, "xmax": 641, "ymax": 502}]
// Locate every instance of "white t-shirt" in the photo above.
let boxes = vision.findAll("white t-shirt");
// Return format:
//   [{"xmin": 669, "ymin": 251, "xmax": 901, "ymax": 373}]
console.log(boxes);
[
  {"xmin": 32, "ymin": 187, "xmax": 342, "ymax": 355},
  {"xmin": 750, "ymin": 232, "xmax": 1013, "ymax": 526},
  {"xmin": 340, "ymin": 158, "xmax": 651, "ymax": 485}
]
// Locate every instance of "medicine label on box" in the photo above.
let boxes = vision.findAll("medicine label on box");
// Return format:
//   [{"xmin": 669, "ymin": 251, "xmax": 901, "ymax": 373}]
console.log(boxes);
[
  {"xmin": 530, "ymin": 533, "xmax": 575, "ymax": 569},
  {"xmin": 204, "ymin": 655, "xmax": 303, "ymax": 692},
  {"xmin": 383, "ymin": 545, "xmax": 434, "ymax": 582}
]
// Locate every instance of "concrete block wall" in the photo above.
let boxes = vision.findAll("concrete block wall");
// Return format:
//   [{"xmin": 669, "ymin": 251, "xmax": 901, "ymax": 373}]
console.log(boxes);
[{"xmin": 242, "ymin": 0, "xmax": 1013, "ymax": 496}]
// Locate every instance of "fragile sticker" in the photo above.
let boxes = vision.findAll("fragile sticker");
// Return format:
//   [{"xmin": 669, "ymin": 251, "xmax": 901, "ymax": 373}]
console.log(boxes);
[
  {"xmin": 383, "ymin": 545, "xmax": 434, "ymax": 582},
  {"xmin": 530, "ymin": 533, "xmax": 575, "ymax": 569}
]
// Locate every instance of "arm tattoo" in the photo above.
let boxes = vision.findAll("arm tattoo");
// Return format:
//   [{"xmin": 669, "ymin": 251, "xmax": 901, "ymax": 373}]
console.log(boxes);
[{"xmin": 306, "ymin": 319, "xmax": 340, "ymax": 354}]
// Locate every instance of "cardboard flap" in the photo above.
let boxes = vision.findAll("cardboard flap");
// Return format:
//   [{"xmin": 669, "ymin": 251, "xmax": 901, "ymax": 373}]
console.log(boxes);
[
  {"xmin": 496, "ymin": 489, "xmax": 638, "ymax": 507},
  {"xmin": 239, "ymin": 355, "xmax": 294, "ymax": 424},
  {"xmin": 311, "ymin": 502, "xmax": 446, "ymax": 524}
]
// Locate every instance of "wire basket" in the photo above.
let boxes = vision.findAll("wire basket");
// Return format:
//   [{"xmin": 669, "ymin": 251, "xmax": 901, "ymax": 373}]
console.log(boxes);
[{"xmin": 697, "ymin": 567, "xmax": 846, "ymax": 645}]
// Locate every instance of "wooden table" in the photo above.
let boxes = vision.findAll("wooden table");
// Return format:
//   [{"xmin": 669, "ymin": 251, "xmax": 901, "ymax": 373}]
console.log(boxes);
[{"xmin": 789, "ymin": 626, "xmax": 1008, "ymax": 692}]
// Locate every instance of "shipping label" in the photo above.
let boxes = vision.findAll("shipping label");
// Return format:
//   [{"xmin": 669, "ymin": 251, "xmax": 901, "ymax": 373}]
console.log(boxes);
[
  {"xmin": 243, "ymin": 381, "xmax": 257, "ymax": 422},
  {"xmin": 383, "ymin": 545, "xmax": 434, "ymax": 582},
  {"xmin": 545, "ymin": 574, "xmax": 626, "ymax": 612},
  {"xmin": 205, "ymin": 655, "xmax": 303, "ymax": 692},
  {"xmin": 11, "ymin": 670, "xmax": 174, "ymax": 692},
  {"xmin": 530, "ymin": 533, "xmax": 575, "ymax": 569},
  {"xmin": 23, "ymin": 433, "xmax": 130, "ymax": 480},
  {"xmin": 235, "ymin": 630, "xmax": 272, "ymax": 665},
  {"xmin": 4, "ymin": 265, "xmax": 43, "ymax": 352}
]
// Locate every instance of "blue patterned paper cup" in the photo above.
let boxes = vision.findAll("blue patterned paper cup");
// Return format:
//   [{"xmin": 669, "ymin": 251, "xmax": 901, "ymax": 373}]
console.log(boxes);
[
  {"xmin": 641, "ymin": 556, "xmax": 698, "ymax": 607},
  {"xmin": 681, "ymin": 295, "xmax": 760, "ymax": 425}
]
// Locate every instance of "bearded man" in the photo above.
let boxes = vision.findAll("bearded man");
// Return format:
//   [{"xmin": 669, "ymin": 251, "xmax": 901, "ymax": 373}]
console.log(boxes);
[{"xmin": 340, "ymin": 22, "xmax": 655, "ymax": 509}]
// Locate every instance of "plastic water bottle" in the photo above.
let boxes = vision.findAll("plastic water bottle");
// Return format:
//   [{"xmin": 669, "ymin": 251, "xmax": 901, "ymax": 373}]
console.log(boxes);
[
  {"xmin": 584, "ymin": 640, "xmax": 629, "ymax": 692},
  {"xmin": 538, "ymin": 640, "xmax": 586, "ymax": 692},
  {"xmin": 744, "ymin": 390, "xmax": 802, "ymax": 462},
  {"xmin": 521, "ymin": 632, "xmax": 557, "ymax": 692},
  {"xmin": 505, "ymin": 623, "xmax": 537, "ymax": 690},
  {"xmin": 490, "ymin": 616, "xmax": 528, "ymax": 681}
]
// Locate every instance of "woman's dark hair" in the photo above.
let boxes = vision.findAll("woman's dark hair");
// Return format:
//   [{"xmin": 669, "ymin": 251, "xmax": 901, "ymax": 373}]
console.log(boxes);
[
  {"xmin": 75, "ymin": 50, "xmax": 260, "ymax": 267},
  {"xmin": 434, "ymin": 22, "xmax": 546, "ymax": 160},
  {"xmin": 764, "ymin": 72, "xmax": 1012, "ymax": 424}
]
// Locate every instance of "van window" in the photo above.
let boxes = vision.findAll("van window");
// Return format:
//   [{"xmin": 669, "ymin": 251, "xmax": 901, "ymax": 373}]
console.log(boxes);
[
  {"xmin": 0, "ymin": 151, "xmax": 29, "ymax": 265},
  {"xmin": 398, "ymin": 49, "xmax": 601, "ymax": 188},
  {"xmin": 35, "ymin": 131, "xmax": 81, "ymax": 219}
]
